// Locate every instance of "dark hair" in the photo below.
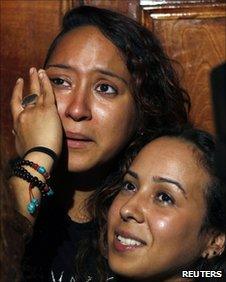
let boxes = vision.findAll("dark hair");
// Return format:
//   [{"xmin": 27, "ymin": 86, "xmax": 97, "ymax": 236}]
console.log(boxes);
[
  {"xmin": 91, "ymin": 126, "xmax": 226, "ymax": 280},
  {"xmin": 44, "ymin": 5, "xmax": 190, "ymax": 140},
  {"xmin": 43, "ymin": 6, "xmax": 190, "ymax": 280}
]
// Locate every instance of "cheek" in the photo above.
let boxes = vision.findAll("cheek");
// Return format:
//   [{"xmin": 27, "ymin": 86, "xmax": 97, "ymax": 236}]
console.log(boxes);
[
  {"xmin": 150, "ymin": 216, "xmax": 173, "ymax": 240},
  {"xmin": 108, "ymin": 199, "xmax": 120, "ymax": 225},
  {"xmin": 150, "ymin": 212, "xmax": 200, "ymax": 244},
  {"xmin": 94, "ymin": 99, "xmax": 136, "ymax": 140},
  {"xmin": 108, "ymin": 197, "xmax": 123, "ymax": 233},
  {"xmin": 155, "ymin": 219, "xmax": 168, "ymax": 230}
]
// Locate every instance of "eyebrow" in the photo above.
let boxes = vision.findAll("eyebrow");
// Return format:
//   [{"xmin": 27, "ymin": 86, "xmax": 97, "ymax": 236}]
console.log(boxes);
[
  {"xmin": 126, "ymin": 170, "xmax": 139, "ymax": 179},
  {"xmin": 45, "ymin": 64, "xmax": 128, "ymax": 86},
  {"xmin": 126, "ymin": 171, "xmax": 187, "ymax": 198},
  {"xmin": 153, "ymin": 176, "xmax": 187, "ymax": 198}
]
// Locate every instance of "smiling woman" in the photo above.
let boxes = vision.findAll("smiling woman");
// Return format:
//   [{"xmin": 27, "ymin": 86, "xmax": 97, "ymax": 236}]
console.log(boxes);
[{"xmin": 93, "ymin": 127, "xmax": 226, "ymax": 281}]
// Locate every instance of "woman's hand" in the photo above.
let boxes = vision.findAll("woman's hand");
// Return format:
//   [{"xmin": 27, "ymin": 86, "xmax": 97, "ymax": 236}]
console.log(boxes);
[
  {"xmin": 10, "ymin": 67, "xmax": 63, "ymax": 223},
  {"xmin": 11, "ymin": 67, "xmax": 63, "ymax": 158}
]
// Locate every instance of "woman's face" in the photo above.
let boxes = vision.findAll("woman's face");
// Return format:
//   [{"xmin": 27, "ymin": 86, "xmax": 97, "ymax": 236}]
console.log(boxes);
[
  {"xmin": 108, "ymin": 137, "xmax": 211, "ymax": 280},
  {"xmin": 45, "ymin": 26, "xmax": 136, "ymax": 172}
]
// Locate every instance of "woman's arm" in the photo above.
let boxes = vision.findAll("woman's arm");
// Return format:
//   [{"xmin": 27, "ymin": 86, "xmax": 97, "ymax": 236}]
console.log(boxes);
[{"xmin": 9, "ymin": 67, "xmax": 63, "ymax": 224}]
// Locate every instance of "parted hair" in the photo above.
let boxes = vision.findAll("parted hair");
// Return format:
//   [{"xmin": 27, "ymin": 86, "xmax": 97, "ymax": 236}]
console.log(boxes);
[
  {"xmin": 43, "ymin": 5, "xmax": 191, "ymax": 281},
  {"xmin": 44, "ymin": 5, "xmax": 190, "ymax": 140},
  {"xmin": 91, "ymin": 126, "xmax": 226, "ymax": 280}
]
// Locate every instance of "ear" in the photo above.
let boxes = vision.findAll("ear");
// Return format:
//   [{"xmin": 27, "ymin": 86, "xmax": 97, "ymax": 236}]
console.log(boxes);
[{"xmin": 202, "ymin": 231, "xmax": 225, "ymax": 259}]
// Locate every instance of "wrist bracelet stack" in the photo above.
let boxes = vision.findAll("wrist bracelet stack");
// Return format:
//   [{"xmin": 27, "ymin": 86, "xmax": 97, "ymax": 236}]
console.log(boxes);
[
  {"xmin": 11, "ymin": 147, "xmax": 57, "ymax": 214},
  {"xmin": 23, "ymin": 146, "xmax": 58, "ymax": 166}
]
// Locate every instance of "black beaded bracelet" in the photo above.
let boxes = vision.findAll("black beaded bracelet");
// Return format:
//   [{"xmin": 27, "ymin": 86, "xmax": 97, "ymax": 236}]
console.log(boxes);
[
  {"xmin": 14, "ymin": 159, "xmax": 50, "ymax": 180},
  {"xmin": 23, "ymin": 146, "xmax": 58, "ymax": 166},
  {"xmin": 12, "ymin": 166, "xmax": 53, "ymax": 197},
  {"xmin": 11, "ymin": 159, "xmax": 54, "ymax": 215}
]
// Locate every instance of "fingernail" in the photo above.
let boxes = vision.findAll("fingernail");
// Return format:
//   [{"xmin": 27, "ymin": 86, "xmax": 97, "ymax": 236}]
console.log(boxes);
[
  {"xmin": 16, "ymin": 78, "xmax": 23, "ymax": 83},
  {"xmin": 38, "ymin": 69, "xmax": 44, "ymax": 74},
  {"xmin": 30, "ymin": 67, "xmax": 35, "ymax": 74},
  {"xmin": 38, "ymin": 71, "xmax": 45, "ymax": 79}
]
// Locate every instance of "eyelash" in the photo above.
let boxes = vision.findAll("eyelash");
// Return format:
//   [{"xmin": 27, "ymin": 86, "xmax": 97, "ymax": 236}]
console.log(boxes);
[
  {"xmin": 95, "ymin": 83, "xmax": 118, "ymax": 95},
  {"xmin": 121, "ymin": 181, "xmax": 136, "ymax": 192},
  {"xmin": 155, "ymin": 191, "xmax": 175, "ymax": 206},
  {"xmin": 122, "ymin": 181, "xmax": 175, "ymax": 206},
  {"xmin": 50, "ymin": 78, "xmax": 118, "ymax": 96},
  {"xmin": 50, "ymin": 77, "xmax": 71, "ymax": 88}
]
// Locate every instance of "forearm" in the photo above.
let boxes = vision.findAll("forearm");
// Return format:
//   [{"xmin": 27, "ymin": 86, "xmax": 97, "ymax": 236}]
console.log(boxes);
[
  {"xmin": 9, "ymin": 152, "xmax": 54, "ymax": 224},
  {"xmin": 10, "ymin": 67, "xmax": 62, "ymax": 223}
]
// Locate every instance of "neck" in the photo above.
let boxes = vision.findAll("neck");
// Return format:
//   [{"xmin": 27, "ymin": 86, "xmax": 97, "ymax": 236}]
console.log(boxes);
[{"xmin": 68, "ymin": 189, "xmax": 94, "ymax": 223}]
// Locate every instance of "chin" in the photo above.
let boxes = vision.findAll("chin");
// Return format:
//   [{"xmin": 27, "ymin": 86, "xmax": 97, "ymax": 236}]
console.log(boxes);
[
  {"xmin": 67, "ymin": 162, "xmax": 95, "ymax": 173},
  {"xmin": 67, "ymin": 154, "xmax": 103, "ymax": 173},
  {"xmin": 109, "ymin": 258, "xmax": 142, "ymax": 280}
]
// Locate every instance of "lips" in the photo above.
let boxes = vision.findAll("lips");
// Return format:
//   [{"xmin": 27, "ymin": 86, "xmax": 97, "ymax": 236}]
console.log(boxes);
[
  {"xmin": 66, "ymin": 131, "xmax": 94, "ymax": 149},
  {"xmin": 113, "ymin": 229, "xmax": 146, "ymax": 252}
]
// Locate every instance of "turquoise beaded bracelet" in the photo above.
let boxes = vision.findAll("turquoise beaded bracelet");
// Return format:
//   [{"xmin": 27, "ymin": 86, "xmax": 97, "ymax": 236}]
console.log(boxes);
[
  {"xmin": 14, "ymin": 159, "xmax": 50, "ymax": 180},
  {"xmin": 12, "ymin": 159, "xmax": 53, "ymax": 214}
]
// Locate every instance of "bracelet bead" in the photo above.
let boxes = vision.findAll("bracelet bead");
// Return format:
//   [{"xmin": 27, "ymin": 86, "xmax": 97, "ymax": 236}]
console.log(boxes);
[
  {"xmin": 27, "ymin": 198, "xmax": 39, "ymax": 214},
  {"xmin": 38, "ymin": 166, "xmax": 46, "ymax": 174},
  {"xmin": 14, "ymin": 159, "xmax": 50, "ymax": 180},
  {"xmin": 11, "ymin": 161, "xmax": 54, "ymax": 215}
]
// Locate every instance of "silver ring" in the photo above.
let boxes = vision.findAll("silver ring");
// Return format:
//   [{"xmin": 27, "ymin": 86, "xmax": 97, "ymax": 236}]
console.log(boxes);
[
  {"xmin": 21, "ymin": 94, "xmax": 38, "ymax": 108},
  {"xmin": 12, "ymin": 129, "xmax": 17, "ymax": 136}
]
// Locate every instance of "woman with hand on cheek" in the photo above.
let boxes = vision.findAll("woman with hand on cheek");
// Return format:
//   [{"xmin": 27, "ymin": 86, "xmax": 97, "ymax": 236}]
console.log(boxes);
[
  {"xmin": 105, "ymin": 128, "xmax": 226, "ymax": 281},
  {"xmin": 9, "ymin": 5, "xmax": 189, "ymax": 281}
]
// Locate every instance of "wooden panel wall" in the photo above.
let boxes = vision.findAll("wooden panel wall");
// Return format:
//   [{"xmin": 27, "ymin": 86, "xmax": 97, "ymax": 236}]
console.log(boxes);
[
  {"xmin": 0, "ymin": 0, "xmax": 62, "ymax": 164},
  {"xmin": 140, "ymin": 0, "xmax": 226, "ymax": 132},
  {"xmin": 61, "ymin": 0, "xmax": 141, "ymax": 19}
]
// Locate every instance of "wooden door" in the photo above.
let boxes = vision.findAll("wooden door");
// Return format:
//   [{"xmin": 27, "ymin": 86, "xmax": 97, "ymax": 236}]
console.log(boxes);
[{"xmin": 140, "ymin": 0, "xmax": 226, "ymax": 132}]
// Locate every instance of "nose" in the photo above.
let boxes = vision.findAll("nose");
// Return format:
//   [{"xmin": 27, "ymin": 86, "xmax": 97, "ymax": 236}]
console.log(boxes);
[
  {"xmin": 65, "ymin": 88, "xmax": 92, "ymax": 122},
  {"xmin": 120, "ymin": 195, "xmax": 144, "ymax": 224}
]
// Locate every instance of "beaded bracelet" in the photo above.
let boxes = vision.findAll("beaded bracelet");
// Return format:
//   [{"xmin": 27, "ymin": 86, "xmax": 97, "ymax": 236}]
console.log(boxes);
[
  {"xmin": 12, "ymin": 166, "xmax": 54, "ymax": 192},
  {"xmin": 12, "ymin": 164, "xmax": 54, "ymax": 214},
  {"xmin": 14, "ymin": 159, "xmax": 50, "ymax": 180}
]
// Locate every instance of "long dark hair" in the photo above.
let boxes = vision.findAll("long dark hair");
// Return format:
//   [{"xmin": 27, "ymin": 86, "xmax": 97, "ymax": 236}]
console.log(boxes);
[
  {"xmin": 44, "ymin": 5, "xmax": 190, "ymax": 139},
  {"xmin": 91, "ymin": 126, "xmax": 226, "ymax": 280},
  {"xmin": 42, "ymin": 5, "xmax": 191, "ymax": 281}
]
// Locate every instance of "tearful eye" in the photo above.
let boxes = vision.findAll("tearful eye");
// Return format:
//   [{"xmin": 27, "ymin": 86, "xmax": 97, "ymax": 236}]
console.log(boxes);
[
  {"xmin": 50, "ymin": 77, "xmax": 70, "ymax": 87},
  {"xmin": 95, "ymin": 83, "xmax": 117, "ymax": 95},
  {"xmin": 156, "ymin": 192, "xmax": 174, "ymax": 205},
  {"xmin": 121, "ymin": 181, "xmax": 136, "ymax": 192}
]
